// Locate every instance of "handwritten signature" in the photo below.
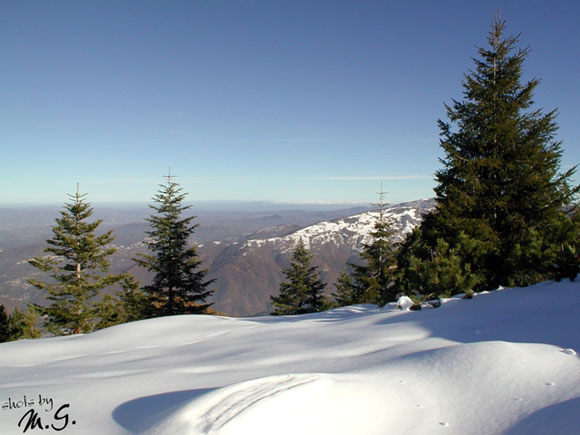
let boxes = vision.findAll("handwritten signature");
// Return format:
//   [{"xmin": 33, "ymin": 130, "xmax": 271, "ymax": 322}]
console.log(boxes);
[
  {"xmin": 18, "ymin": 404, "xmax": 76, "ymax": 433},
  {"xmin": 2, "ymin": 395, "xmax": 76, "ymax": 433}
]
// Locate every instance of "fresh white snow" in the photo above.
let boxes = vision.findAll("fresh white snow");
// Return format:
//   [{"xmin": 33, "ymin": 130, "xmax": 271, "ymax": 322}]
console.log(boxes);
[
  {"xmin": 1, "ymin": 280, "xmax": 579, "ymax": 434},
  {"xmin": 246, "ymin": 200, "xmax": 432, "ymax": 253}
]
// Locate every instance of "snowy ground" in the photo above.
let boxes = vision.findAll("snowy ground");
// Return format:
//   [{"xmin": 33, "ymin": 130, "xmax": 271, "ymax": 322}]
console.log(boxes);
[{"xmin": 1, "ymin": 280, "xmax": 579, "ymax": 434}]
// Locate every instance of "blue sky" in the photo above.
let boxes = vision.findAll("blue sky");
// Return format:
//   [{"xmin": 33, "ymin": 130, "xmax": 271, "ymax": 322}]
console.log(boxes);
[{"xmin": 2, "ymin": 0, "xmax": 579, "ymax": 205}]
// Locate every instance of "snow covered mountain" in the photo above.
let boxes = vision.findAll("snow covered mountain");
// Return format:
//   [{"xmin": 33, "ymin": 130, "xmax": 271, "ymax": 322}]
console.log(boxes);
[
  {"xmin": 208, "ymin": 199, "xmax": 434, "ymax": 315},
  {"xmin": 244, "ymin": 198, "xmax": 434, "ymax": 252},
  {"xmin": 1, "ymin": 280, "xmax": 578, "ymax": 434}
]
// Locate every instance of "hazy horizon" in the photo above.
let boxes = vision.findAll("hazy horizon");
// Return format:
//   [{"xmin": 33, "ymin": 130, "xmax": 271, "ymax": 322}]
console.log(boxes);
[{"xmin": 0, "ymin": 197, "xmax": 429, "ymax": 211}]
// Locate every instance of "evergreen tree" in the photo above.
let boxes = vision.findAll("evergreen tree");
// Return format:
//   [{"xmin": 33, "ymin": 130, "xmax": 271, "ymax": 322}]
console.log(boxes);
[
  {"xmin": 28, "ymin": 187, "xmax": 124, "ymax": 335},
  {"xmin": 271, "ymin": 239, "xmax": 327, "ymax": 315},
  {"xmin": 9, "ymin": 305, "xmax": 42, "ymax": 340},
  {"xmin": 397, "ymin": 230, "xmax": 484, "ymax": 298},
  {"xmin": 0, "ymin": 305, "xmax": 41, "ymax": 342},
  {"xmin": 135, "ymin": 172, "xmax": 214, "ymax": 316},
  {"xmin": 552, "ymin": 208, "xmax": 580, "ymax": 281},
  {"xmin": 398, "ymin": 15, "xmax": 579, "ymax": 293},
  {"xmin": 349, "ymin": 189, "xmax": 398, "ymax": 305},
  {"xmin": 95, "ymin": 274, "xmax": 149, "ymax": 329},
  {"xmin": 0, "ymin": 305, "xmax": 13, "ymax": 342},
  {"xmin": 332, "ymin": 270, "xmax": 357, "ymax": 307}
]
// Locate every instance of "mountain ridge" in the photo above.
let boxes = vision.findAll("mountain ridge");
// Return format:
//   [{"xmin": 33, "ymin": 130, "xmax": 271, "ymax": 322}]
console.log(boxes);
[
  {"xmin": 0, "ymin": 199, "xmax": 435, "ymax": 316},
  {"xmin": 206, "ymin": 198, "xmax": 434, "ymax": 315}
]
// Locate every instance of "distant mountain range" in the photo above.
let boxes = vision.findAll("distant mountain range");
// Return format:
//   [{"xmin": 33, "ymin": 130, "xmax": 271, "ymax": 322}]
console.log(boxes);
[
  {"xmin": 0, "ymin": 199, "xmax": 434, "ymax": 316},
  {"xmin": 203, "ymin": 199, "xmax": 434, "ymax": 315}
]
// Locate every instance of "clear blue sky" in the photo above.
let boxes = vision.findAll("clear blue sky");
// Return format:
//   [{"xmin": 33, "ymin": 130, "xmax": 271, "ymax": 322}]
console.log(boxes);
[{"xmin": 2, "ymin": 0, "xmax": 579, "ymax": 205}]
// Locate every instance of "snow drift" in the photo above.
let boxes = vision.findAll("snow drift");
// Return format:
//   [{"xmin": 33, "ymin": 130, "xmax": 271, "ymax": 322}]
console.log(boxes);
[{"xmin": 1, "ymin": 280, "xmax": 579, "ymax": 434}]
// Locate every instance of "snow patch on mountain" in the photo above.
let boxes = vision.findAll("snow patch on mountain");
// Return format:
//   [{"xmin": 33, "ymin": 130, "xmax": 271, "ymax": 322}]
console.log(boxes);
[{"xmin": 245, "ymin": 199, "xmax": 434, "ymax": 252}]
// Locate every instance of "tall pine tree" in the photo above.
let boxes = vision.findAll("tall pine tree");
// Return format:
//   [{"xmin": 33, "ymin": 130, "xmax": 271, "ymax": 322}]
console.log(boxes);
[
  {"xmin": 398, "ymin": 14, "xmax": 579, "ymax": 293},
  {"xmin": 136, "ymin": 172, "xmax": 214, "ymax": 316},
  {"xmin": 271, "ymin": 239, "xmax": 327, "ymax": 315},
  {"xmin": 28, "ymin": 187, "xmax": 124, "ymax": 335}
]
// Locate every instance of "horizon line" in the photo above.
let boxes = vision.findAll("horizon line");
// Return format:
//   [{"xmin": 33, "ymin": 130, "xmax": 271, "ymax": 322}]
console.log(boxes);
[{"xmin": 0, "ymin": 197, "xmax": 433, "ymax": 208}]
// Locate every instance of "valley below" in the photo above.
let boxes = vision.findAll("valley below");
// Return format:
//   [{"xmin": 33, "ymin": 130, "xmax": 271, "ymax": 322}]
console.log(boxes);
[{"xmin": 0, "ymin": 199, "xmax": 433, "ymax": 316}]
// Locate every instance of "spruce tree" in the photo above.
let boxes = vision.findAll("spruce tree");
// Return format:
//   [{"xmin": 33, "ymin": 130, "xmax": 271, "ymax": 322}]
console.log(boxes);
[
  {"xmin": 398, "ymin": 15, "xmax": 579, "ymax": 293},
  {"xmin": 0, "ymin": 305, "xmax": 42, "ymax": 342},
  {"xmin": 349, "ymin": 189, "xmax": 398, "ymax": 305},
  {"xmin": 9, "ymin": 306, "xmax": 42, "ymax": 340},
  {"xmin": 135, "ymin": 172, "xmax": 214, "ymax": 316},
  {"xmin": 28, "ymin": 187, "xmax": 124, "ymax": 335},
  {"xmin": 95, "ymin": 274, "xmax": 149, "ymax": 329},
  {"xmin": 397, "ymin": 230, "xmax": 484, "ymax": 297},
  {"xmin": 0, "ymin": 305, "xmax": 13, "ymax": 342},
  {"xmin": 332, "ymin": 270, "xmax": 357, "ymax": 307},
  {"xmin": 271, "ymin": 239, "xmax": 327, "ymax": 315},
  {"xmin": 552, "ymin": 208, "xmax": 580, "ymax": 281}
]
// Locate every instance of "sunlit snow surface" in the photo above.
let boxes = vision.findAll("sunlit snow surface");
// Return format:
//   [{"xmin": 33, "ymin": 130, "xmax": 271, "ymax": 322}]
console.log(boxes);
[
  {"xmin": 1, "ymin": 281, "xmax": 579, "ymax": 434},
  {"xmin": 245, "ymin": 199, "xmax": 433, "ymax": 252}
]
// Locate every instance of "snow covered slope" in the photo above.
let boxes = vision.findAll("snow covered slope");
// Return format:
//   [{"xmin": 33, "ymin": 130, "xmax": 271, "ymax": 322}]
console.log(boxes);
[{"xmin": 1, "ymin": 280, "xmax": 579, "ymax": 434}]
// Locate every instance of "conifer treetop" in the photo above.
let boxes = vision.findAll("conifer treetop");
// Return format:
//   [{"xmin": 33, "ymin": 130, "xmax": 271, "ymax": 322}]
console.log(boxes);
[
  {"xmin": 43, "ymin": 185, "xmax": 115, "ymax": 276},
  {"xmin": 136, "ymin": 172, "xmax": 214, "ymax": 316},
  {"xmin": 271, "ymin": 238, "xmax": 327, "ymax": 315},
  {"xmin": 28, "ymin": 187, "xmax": 121, "ymax": 335},
  {"xmin": 149, "ymin": 169, "xmax": 192, "ymax": 215}
]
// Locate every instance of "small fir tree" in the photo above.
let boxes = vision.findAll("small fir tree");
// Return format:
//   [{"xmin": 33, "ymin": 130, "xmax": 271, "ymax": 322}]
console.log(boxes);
[
  {"xmin": 28, "ymin": 187, "xmax": 124, "ymax": 335},
  {"xmin": 551, "ymin": 208, "xmax": 580, "ymax": 281},
  {"xmin": 0, "ymin": 305, "xmax": 13, "ymax": 342},
  {"xmin": 0, "ymin": 305, "xmax": 41, "ymax": 342},
  {"xmin": 349, "ymin": 188, "xmax": 398, "ymax": 305},
  {"xmin": 332, "ymin": 270, "xmax": 357, "ymax": 307},
  {"xmin": 9, "ymin": 305, "xmax": 42, "ymax": 340},
  {"xmin": 397, "ymin": 230, "xmax": 484, "ymax": 298},
  {"xmin": 95, "ymin": 274, "xmax": 149, "ymax": 329},
  {"xmin": 271, "ymin": 239, "xmax": 327, "ymax": 315},
  {"xmin": 135, "ymin": 172, "xmax": 214, "ymax": 316}
]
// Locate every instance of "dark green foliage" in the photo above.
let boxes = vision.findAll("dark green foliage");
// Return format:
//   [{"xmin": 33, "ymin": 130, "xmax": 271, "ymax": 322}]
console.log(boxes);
[
  {"xmin": 0, "ymin": 305, "xmax": 42, "ymax": 342},
  {"xmin": 135, "ymin": 174, "xmax": 214, "ymax": 316},
  {"xmin": 0, "ymin": 305, "xmax": 13, "ymax": 342},
  {"xmin": 95, "ymin": 273, "xmax": 149, "ymax": 329},
  {"xmin": 332, "ymin": 270, "xmax": 357, "ymax": 307},
  {"xmin": 551, "ymin": 208, "xmax": 580, "ymax": 281},
  {"xmin": 28, "ymin": 188, "xmax": 125, "ymax": 335},
  {"xmin": 271, "ymin": 239, "xmax": 327, "ymax": 315},
  {"xmin": 349, "ymin": 190, "xmax": 398, "ymax": 305},
  {"xmin": 397, "ymin": 230, "xmax": 485, "ymax": 297},
  {"xmin": 397, "ymin": 15, "xmax": 579, "ymax": 294},
  {"xmin": 9, "ymin": 306, "xmax": 42, "ymax": 340}
]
